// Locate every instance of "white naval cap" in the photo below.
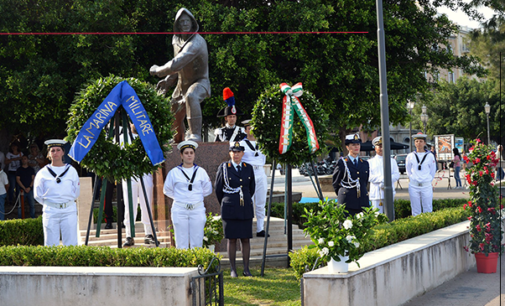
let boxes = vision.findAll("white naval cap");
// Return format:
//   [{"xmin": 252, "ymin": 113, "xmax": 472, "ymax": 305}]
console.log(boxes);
[
  {"xmin": 44, "ymin": 139, "xmax": 67, "ymax": 148},
  {"xmin": 177, "ymin": 140, "xmax": 198, "ymax": 152},
  {"xmin": 372, "ymin": 136, "xmax": 382, "ymax": 147},
  {"xmin": 241, "ymin": 119, "xmax": 252, "ymax": 126},
  {"xmin": 412, "ymin": 132, "xmax": 427, "ymax": 140}
]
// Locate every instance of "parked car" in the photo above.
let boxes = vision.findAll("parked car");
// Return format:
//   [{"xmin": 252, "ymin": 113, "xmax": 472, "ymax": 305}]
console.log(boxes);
[{"xmin": 396, "ymin": 153, "xmax": 408, "ymax": 174}]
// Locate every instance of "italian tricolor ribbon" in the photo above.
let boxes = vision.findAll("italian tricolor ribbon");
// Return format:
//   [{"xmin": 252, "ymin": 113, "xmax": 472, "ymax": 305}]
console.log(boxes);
[{"xmin": 278, "ymin": 82, "xmax": 319, "ymax": 155}]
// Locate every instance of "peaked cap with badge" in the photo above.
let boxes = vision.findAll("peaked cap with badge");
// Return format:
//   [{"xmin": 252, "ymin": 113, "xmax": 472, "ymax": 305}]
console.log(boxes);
[
  {"xmin": 45, "ymin": 139, "xmax": 67, "ymax": 149},
  {"xmin": 372, "ymin": 136, "xmax": 382, "ymax": 147},
  {"xmin": 345, "ymin": 133, "xmax": 362, "ymax": 145},
  {"xmin": 412, "ymin": 132, "xmax": 428, "ymax": 141}
]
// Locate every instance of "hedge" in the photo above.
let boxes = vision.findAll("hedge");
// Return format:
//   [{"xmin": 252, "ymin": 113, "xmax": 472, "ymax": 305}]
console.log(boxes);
[
  {"xmin": 289, "ymin": 206, "xmax": 471, "ymax": 279},
  {"xmin": 271, "ymin": 198, "xmax": 469, "ymax": 229},
  {"xmin": 0, "ymin": 245, "xmax": 221, "ymax": 271},
  {"xmin": 0, "ymin": 216, "xmax": 44, "ymax": 246}
]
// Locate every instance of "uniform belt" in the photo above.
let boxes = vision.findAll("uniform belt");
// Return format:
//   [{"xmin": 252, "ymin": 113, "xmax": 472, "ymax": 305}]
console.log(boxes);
[
  {"xmin": 44, "ymin": 200, "xmax": 75, "ymax": 209},
  {"xmin": 412, "ymin": 181, "xmax": 431, "ymax": 187},
  {"xmin": 173, "ymin": 201, "xmax": 204, "ymax": 210}
]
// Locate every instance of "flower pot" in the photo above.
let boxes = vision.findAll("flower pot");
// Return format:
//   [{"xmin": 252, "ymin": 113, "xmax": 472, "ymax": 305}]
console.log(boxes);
[
  {"xmin": 475, "ymin": 252, "xmax": 499, "ymax": 273},
  {"xmin": 328, "ymin": 255, "xmax": 349, "ymax": 273}
]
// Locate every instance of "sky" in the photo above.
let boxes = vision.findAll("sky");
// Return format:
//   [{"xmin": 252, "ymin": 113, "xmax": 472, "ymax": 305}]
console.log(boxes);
[{"xmin": 437, "ymin": 3, "xmax": 496, "ymax": 29}]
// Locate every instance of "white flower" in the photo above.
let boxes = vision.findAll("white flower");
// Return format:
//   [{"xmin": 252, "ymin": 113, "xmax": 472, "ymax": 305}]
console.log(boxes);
[
  {"xmin": 375, "ymin": 212, "xmax": 380, "ymax": 217},
  {"xmin": 328, "ymin": 241, "xmax": 334, "ymax": 247},
  {"xmin": 343, "ymin": 220, "xmax": 353, "ymax": 229},
  {"xmin": 318, "ymin": 238, "xmax": 325, "ymax": 244},
  {"xmin": 321, "ymin": 247, "xmax": 329, "ymax": 256},
  {"xmin": 354, "ymin": 242, "xmax": 360, "ymax": 248},
  {"xmin": 203, "ymin": 236, "xmax": 208, "ymax": 241},
  {"xmin": 356, "ymin": 212, "xmax": 364, "ymax": 219},
  {"xmin": 345, "ymin": 235, "xmax": 354, "ymax": 243}
]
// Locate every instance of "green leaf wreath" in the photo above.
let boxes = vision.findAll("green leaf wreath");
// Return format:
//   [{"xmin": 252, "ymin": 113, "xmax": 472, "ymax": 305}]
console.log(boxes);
[
  {"xmin": 66, "ymin": 75, "xmax": 174, "ymax": 181},
  {"xmin": 251, "ymin": 84, "xmax": 329, "ymax": 166}
]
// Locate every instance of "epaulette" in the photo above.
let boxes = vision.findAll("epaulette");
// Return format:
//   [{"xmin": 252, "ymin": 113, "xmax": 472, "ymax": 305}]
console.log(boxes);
[{"xmin": 227, "ymin": 162, "xmax": 231, "ymax": 167}]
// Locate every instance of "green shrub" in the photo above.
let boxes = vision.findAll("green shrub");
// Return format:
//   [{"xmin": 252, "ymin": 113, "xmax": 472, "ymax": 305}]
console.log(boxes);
[
  {"xmin": 0, "ymin": 245, "xmax": 221, "ymax": 271},
  {"xmin": 289, "ymin": 245, "xmax": 328, "ymax": 280},
  {"xmin": 290, "ymin": 206, "xmax": 471, "ymax": 279},
  {"xmin": 0, "ymin": 216, "xmax": 44, "ymax": 246}
]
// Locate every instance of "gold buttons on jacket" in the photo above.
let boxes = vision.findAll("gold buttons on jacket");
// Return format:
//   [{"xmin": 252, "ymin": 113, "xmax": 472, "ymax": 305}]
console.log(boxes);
[
  {"xmin": 357, "ymin": 172, "xmax": 360, "ymax": 174},
  {"xmin": 240, "ymin": 179, "xmax": 242, "ymax": 181}
]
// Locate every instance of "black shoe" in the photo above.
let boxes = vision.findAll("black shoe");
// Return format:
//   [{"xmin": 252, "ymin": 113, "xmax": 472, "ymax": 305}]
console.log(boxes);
[
  {"xmin": 104, "ymin": 222, "xmax": 113, "ymax": 229},
  {"xmin": 144, "ymin": 234, "xmax": 158, "ymax": 245},
  {"xmin": 256, "ymin": 230, "xmax": 270, "ymax": 237},
  {"xmin": 123, "ymin": 237, "xmax": 135, "ymax": 247},
  {"xmin": 243, "ymin": 271, "xmax": 253, "ymax": 277}
]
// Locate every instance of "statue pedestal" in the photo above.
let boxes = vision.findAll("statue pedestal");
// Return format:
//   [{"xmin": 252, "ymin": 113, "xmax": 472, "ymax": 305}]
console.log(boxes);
[{"xmin": 154, "ymin": 142, "xmax": 231, "ymax": 248}]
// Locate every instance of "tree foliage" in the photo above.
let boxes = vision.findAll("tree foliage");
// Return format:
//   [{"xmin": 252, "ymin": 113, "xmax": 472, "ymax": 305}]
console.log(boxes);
[
  {"xmin": 0, "ymin": 0, "xmax": 484, "ymax": 150},
  {"xmin": 418, "ymin": 77, "xmax": 503, "ymax": 144}
]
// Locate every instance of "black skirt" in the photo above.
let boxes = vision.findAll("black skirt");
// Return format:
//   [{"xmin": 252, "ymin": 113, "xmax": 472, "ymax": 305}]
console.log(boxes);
[{"xmin": 222, "ymin": 218, "xmax": 253, "ymax": 239}]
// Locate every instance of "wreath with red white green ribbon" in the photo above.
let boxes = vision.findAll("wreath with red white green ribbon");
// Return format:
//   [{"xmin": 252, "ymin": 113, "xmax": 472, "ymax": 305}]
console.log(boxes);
[{"xmin": 251, "ymin": 83, "xmax": 329, "ymax": 166}]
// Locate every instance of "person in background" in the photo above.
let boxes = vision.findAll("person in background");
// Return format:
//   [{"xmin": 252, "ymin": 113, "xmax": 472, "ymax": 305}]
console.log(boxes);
[
  {"xmin": 430, "ymin": 146, "xmax": 438, "ymax": 171},
  {"xmin": 406, "ymin": 133, "xmax": 436, "ymax": 216},
  {"xmin": 368, "ymin": 136, "xmax": 400, "ymax": 214},
  {"xmin": 16, "ymin": 156, "xmax": 36, "ymax": 218},
  {"xmin": 5, "ymin": 142, "xmax": 23, "ymax": 204},
  {"xmin": 214, "ymin": 88, "xmax": 247, "ymax": 142},
  {"xmin": 34, "ymin": 139, "xmax": 80, "ymax": 246},
  {"xmin": 27, "ymin": 144, "xmax": 47, "ymax": 174},
  {"xmin": 215, "ymin": 142, "xmax": 256, "ymax": 277},
  {"xmin": 452, "ymin": 148, "xmax": 462, "ymax": 189},
  {"xmin": 240, "ymin": 119, "xmax": 269, "ymax": 237},
  {"xmin": 496, "ymin": 145, "xmax": 504, "ymax": 181},
  {"xmin": 122, "ymin": 123, "xmax": 156, "ymax": 247},
  {"xmin": 0, "ymin": 166, "xmax": 9, "ymax": 220},
  {"xmin": 164, "ymin": 141, "xmax": 212, "ymax": 249},
  {"xmin": 0, "ymin": 150, "xmax": 5, "ymax": 171}
]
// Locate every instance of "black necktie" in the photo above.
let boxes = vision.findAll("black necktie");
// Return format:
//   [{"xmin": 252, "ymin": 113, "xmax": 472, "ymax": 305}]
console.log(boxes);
[
  {"xmin": 354, "ymin": 159, "xmax": 357, "ymax": 167},
  {"xmin": 237, "ymin": 165, "xmax": 241, "ymax": 173}
]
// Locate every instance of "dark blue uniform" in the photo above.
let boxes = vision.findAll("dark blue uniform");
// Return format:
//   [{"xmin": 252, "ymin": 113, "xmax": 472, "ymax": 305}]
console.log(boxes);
[
  {"xmin": 332, "ymin": 157, "xmax": 370, "ymax": 215},
  {"xmin": 215, "ymin": 161, "xmax": 256, "ymax": 238}
]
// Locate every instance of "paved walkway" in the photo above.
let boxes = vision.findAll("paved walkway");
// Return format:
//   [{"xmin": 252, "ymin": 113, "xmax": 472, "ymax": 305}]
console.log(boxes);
[{"xmin": 404, "ymin": 255, "xmax": 505, "ymax": 306}]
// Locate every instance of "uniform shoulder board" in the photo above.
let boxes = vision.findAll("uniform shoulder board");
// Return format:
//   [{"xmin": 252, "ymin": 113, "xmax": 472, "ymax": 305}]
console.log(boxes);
[{"xmin": 360, "ymin": 159, "xmax": 363, "ymax": 162}]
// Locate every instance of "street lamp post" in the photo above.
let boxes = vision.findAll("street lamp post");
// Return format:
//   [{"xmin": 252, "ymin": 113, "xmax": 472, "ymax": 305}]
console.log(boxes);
[
  {"xmin": 421, "ymin": 104, "xmax": 428, "ymax": 134},
  {"xmin": 484, "ymin": 102, "xmax": 491, "ymax": 144},
  {"xmin": 407, "ymin": 100, "xmax": 415, "ymax": 152}
]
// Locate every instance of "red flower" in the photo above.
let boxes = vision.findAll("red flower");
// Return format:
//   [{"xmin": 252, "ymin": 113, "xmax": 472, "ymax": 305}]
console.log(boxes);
[
  {"xmin": 487, "ymin": 155, "xmax": 491, "ymax": 160},
  {"xmin": 468, "ymin": 201, "xmax": 473, "ymax": 207},
  {"xmin": 485, "ymin": 222, "xmax": 491, "ymax": 232},
  {"xmin": 463, "ymin": 246, "xmax": 469, "ymax": 252},
  {"xmin": 501, "ymin": 204, "xmax": 504, "ymax": 209},
  {"xmin": 466, "ymin": 174, "xmax": 472, "ymax": 184},
  {"xmin": 487, "ymin": 207, "xmax": 496, "ymax": 214},
  {"xmin": 472, "ymin": 181, "xmax": 478, "ymax": 186},
  {"xmin": 475, "ymin": 158, "xmax": 481, "ymax": 164},
  {"xmin": 485, "ymin": 233, "xmax": 493, "ymax": 243},
  {"xmin": 478, "ymin": 206, "xmax": 483, "ymax": 213},
  {"xmin": 463, "ymin": 204, "xmax": 467, "ymax": 210},
  {"xmin": 476, "ymin": 138, "xmax": 481, "ymax": 143},
  {"xmin": 479, "ymin": 171, "xmax": 483, "ymax": 177},
  {"xmin": 491, "ymin": 172, "xmax": 495, "ymax": 179},
  {"xmin": 480, "ymin": 243, "xmax": 485, "ymax": 251},
  {"xmin": 464, "ymin": 155, "xmax": 469, "ymax": 162},
  {"xmin": 491, "ymin": 151, "xmax": 496, "ymax": 157},
  {"xmin": 467, "ymin": 216, "xmax": 472, "ymax": 221},
  {"xmin": 476, "ymin": 224, "xmax": 481, "ymax": 232},
  {"xmin": 485, "ymin": 168, "xmax": 489, "ymax": 175}
]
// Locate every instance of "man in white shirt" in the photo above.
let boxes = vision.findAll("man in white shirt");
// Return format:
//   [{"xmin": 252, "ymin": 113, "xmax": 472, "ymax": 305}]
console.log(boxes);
[
  {"xmin": 240, "ymin": 120, "xmax": 269, "ymax": 237},
  {"xmin": 406, "ymin": 133, "xmax": 437, "ymax": 216},
  {"xmin": 368, "ymin": 136, "xmax": 400, "ymax": 214}
]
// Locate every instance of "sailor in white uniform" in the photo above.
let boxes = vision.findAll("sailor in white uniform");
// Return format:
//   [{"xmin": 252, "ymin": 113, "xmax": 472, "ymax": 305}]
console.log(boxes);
[
  {"xmin": 368, "ymin": 136, "xmax": 400, "ymax": 214},
  {"xmin": 34, "ymin": 139, "xmax": 80, "ymax": 246},
  {"xmin": 121, "ymin": 123, "xmax": 155, "ymax": 247},
  {"xmin": 239, "ymin": 120, "xmax": 269, "ymax": 237},
  {"xmin": 164, "ymin": 141, "xmax": 213, "ymax": 249},
  {"xmin": 406, "ymin": 132, "xmax": 437, "ymax": 216}
]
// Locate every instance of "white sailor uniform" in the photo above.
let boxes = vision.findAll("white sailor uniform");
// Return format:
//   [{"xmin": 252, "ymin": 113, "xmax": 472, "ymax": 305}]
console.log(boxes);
[
  {"xmin": 239, "ymin": 140, "xmax": 267, "ymax": 233},
  {"xmin": 368, "ymin": 155, "xmax": 400, "ymax": 214},
  {"xmin": 406, "ymin": 150, "xmax": 436, "ymax": 216},
  {"xmin": 164, "ymin": 164, "xmax": 212, "ymax": 249},
  {"xmin": 122, "ymin": 173, "xmax": 154, "ymax": 238},
  {"xmin": 34, "ymin": 164, "xmax": 80, "ymax": 246}
]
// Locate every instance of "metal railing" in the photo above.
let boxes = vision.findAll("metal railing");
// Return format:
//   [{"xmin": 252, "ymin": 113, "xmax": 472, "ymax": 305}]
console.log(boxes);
[{"xmin": 191, "ymin": 257, "xmax": 224, "ymax": 306}]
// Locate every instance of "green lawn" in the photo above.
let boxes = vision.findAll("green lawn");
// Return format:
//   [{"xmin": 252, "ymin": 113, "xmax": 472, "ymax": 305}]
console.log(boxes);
[{"xmin": 223, "ymin": 268, "xmax": 301, "ymax": 305}]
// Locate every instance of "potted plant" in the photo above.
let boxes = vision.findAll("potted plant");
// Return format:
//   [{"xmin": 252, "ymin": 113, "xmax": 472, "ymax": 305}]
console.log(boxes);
[
  {"xmin": 203, "ymin": 213, "xmax": 224, "ymax": 252},
  {"xmin": 302, "ymin": 198, "xmax": 386, "ymax": 273},
  {"xmin": 463, "ymin": 139, "xmax": 504, "ymax": 273}
]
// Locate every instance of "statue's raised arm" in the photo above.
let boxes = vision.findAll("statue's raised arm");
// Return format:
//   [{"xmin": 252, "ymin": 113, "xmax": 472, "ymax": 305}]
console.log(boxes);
[{"xmin": 150, "ymin": 8, "xmax": 210, "ymax": 143}]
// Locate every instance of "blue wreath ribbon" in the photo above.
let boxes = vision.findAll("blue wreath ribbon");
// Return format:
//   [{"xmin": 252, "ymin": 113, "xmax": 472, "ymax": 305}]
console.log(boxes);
[{"xmin": 69, "ymin": 81, "xmax": 165, "ymax": 165}]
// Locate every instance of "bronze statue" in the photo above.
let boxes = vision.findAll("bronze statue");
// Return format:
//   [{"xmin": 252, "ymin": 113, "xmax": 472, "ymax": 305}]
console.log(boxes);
[{"xmin": 150, "ymin": 8, "xmax": 210, "ymax": 143}]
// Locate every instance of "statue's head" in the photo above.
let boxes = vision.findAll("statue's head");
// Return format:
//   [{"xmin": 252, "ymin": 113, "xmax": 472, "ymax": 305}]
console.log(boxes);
[{"xmin": 174, "ymin": 8, "xmax": 198, "ymax": 35}]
